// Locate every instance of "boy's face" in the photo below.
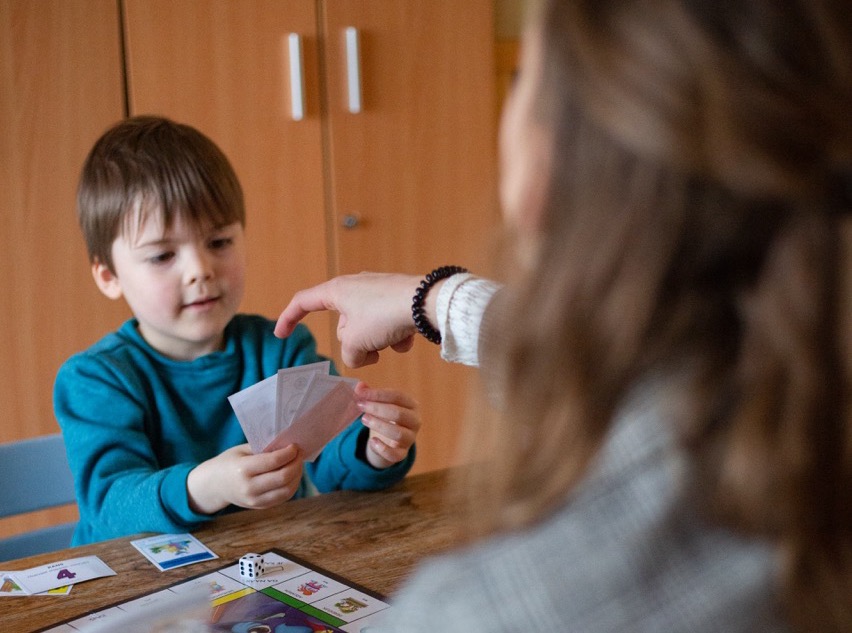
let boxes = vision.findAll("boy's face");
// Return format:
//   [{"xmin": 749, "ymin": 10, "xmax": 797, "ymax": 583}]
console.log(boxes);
[{"xmin": 92, "ymin": 205, "xmax": 246, "ymax": 360}]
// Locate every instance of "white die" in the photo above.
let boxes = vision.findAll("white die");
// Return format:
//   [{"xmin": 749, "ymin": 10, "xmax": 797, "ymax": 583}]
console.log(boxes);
[{"xmin": 239, "ymin": 553, "xmax": 265, "ymax": 579}]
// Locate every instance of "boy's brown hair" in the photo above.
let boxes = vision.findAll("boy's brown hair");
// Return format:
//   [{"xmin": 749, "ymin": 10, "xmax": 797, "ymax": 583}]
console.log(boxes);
[{"xmin": 77, "ymin": 116, "xmax": 245, "ymax": 273}]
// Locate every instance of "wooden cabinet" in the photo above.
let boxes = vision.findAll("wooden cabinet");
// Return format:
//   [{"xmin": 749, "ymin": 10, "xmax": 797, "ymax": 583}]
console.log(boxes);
[
  {"xmin": 122, "ymin": 0, "xmax": 332, "ymax": 354},
  {"xmin": 321, "ymin": 1, "xmax": 497, "ymax": 473},
  {"xmin": 1, "ymin": 0, "xmax": 496, "ymax": 540},
  {"xmin": 123, "ymin": 0, "xmax": 498, "ymax": 474},
  {"xmin": 0, "ymin": 0, "xmax": 128, "ymax": 539}
]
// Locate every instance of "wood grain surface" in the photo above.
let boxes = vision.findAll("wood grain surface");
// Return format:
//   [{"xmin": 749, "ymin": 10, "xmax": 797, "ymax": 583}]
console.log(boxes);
[{"xmin": 2, "ymin": 469, "xmax": 462, "ymax": 632}]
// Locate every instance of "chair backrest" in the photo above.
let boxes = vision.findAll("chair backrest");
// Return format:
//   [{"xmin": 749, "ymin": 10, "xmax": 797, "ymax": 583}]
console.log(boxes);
[{"xmin": 0, "ymin": 433, "xmax": 77, "ymax": 562}]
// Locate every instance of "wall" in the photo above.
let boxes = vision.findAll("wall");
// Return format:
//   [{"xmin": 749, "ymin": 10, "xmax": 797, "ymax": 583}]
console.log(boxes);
[
  {"xmin": 494, "ymin": 0, "xmax": 524, "ymax": 108},
  {"xmin": 495, "ymin": 0, "xmax": 527, "ymax": 38},
  {"xmin": 1, "ymin": 0, "xmax": 511, "ymax": 547}
]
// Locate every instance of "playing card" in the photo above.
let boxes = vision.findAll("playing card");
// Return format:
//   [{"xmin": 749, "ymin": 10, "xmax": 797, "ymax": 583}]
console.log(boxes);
[
  {"xmin": 265, "ymin": 379, "xmax": 361, "ymax": 461},
  {"xmin": 275, "ymin": 362, "xmax": 330, "ymax": 431},
  {"xmin": 0, "ymin": 574, "xmax": 72, "ymax": 597},
  {"xmin": 7, "ymin": 556, "xmax": 115, "ymax": 595},
  {"xmin": 227, "ymin": 373, "xmax": 278, "ymax": 453},
  {"xmin": 230, "ymin": 362, "xmax": 361, "ymax": 460},
  {"xmin": 290, "ymin": 373, "xmax": 359, "ymax": 423},
  {"xmin": 130, "ymin": 533, "xmax": 218, "ymax": 571}
]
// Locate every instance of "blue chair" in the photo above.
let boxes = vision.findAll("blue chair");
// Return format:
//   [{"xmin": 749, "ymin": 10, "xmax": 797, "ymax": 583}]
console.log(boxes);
[{"xmin": 0, "ymin": 433, "xmax": 77, "ymax": 562}]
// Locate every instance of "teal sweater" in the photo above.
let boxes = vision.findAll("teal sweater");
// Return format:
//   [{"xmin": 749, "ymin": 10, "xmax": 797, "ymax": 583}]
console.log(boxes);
[{"xmin": 54, "ymin": 315, "xmax": 413, "ymax": 545}]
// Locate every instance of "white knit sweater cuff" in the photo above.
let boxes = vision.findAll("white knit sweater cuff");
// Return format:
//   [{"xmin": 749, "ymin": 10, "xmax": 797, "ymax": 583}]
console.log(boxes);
[{"xmin": 436, "ymin": 273, "xmax": 501, "ymax": 366}]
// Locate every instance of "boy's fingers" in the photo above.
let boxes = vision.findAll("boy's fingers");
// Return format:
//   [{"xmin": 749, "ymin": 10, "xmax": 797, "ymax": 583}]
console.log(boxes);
[
  {"xmin": 255, "ymin": 444, "xmax": 300, "ymax": 472},
  {"xmin": 366, "ymin": 422, "xmax": 417, "ymax": 452},
  {"xmin": 354, "ymin": 384, "xmax": 419, "ymax": 410},
  {"xmin": 363, "ymin": 416, "xmax": 405, "ymax": 442},
  {"xmin": 359, "ymin": 402, "xmax": 421, "ymax": 432},
  {"xmin": 368, "ymin": 437, "xmax": 399, "ymax": 464}
]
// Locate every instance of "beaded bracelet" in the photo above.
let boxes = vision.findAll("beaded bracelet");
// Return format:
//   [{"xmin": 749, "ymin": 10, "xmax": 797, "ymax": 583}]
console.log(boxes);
[{"xmin": 411, "ymin": 265, "xmax": 468, "ymax": 344}]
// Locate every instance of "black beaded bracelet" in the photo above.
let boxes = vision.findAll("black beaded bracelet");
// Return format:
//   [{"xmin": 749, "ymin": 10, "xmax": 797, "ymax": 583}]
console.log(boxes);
[{"xmin": 411, "ymin": 266, "xmax": 468, "ymax": 344}]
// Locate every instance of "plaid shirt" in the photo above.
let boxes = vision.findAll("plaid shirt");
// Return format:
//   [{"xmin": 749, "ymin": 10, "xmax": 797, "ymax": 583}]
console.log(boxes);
[{"xmin": 379, "ymin": 278, "xmax": 787, "ymax": 632}]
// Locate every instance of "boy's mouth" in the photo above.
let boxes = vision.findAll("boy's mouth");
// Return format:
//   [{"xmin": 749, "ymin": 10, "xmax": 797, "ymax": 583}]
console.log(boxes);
[{"xmin": 183, "ymin": 295, "xmax": 220, "ymax": 310}]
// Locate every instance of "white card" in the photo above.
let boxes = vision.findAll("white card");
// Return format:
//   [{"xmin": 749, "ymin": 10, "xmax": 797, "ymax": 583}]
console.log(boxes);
[
  {"xmin": 0, "ymin": 573, "xmax": 71, "ymax": 597},
  {"xmin": 291, "ymin": 373, "xmax": 358, "ymax": 422},
  {"xmin": 7, "ymin": 556, "xmax": 115, "ymax": 595},
  {"xmin": 275, "ymin": 362, "xmax": 330, "ymax": 431},
  {"xmin": 0, "ymin": 573, "xmax": 29, "ymax": 596},
  {"xmin": 265, "ymin": 378, "xmax": 361, "ymax": 461},
  {"xmin": 230, "ymin": 362, "xmax": 361, "ymax": 460},
  {"xmin": 130, "ymin": 533, "xmax": 218, "ymax": 571},
  {"xmin": 228, "ymin": 373, "xmax": 279, "ymax": 453}
]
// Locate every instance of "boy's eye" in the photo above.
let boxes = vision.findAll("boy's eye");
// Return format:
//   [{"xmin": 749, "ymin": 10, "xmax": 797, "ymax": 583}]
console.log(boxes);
[
  {"xmin": 209, "ymin": 237, "xmax": 234, "ymax": 250},
  {"xmin": 148, "ymin": 251, "xmax": 175, "ymax": 264}
]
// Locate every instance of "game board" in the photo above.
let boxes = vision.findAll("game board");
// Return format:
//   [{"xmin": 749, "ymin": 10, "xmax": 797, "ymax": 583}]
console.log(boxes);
[{"xmin": 38, "ymin": 549, "xmax": 391, "ymax": 633}]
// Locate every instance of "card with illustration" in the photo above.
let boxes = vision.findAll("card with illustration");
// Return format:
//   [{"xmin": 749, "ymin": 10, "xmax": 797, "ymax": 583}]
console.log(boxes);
[
  {"xmin": 130, "ymin": 533, "xmax": 218, "ymax": 571},
  {"xmin": 0, "ymin": 574, "xmax": 30, "ymax": 597},
  {"xmin": 37, "ymin": 549, "xmax": 391, "ymax": 633},
  {"xmin": 229, "ymin": 362, "xmax": 361, "ymax": 461},
  {"xmin": 2, "ymin": 556, "xmax": 115, "ymax": 596},
  {"xmin": 1, "ymin": 573, "xmax": 72, "ymax": 597}
]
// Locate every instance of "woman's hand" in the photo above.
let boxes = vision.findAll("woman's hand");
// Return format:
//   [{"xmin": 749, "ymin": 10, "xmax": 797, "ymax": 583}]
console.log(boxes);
[{"xmin": 275, "ymin": 273, "xmax": 424, "ymax": 367}]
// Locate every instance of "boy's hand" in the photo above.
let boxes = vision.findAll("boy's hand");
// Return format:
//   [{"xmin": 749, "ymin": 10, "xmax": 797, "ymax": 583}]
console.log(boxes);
[
  {"xmin": 187, "ymin": 443, "xmax": 303, "ymax": 515},
  {"xmin": 355, "ymin": 383, "xmax": 421, "ymax": 469}
]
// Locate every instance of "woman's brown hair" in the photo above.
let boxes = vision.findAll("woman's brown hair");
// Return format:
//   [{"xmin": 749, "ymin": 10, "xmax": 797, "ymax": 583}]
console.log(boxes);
[{"xmin": 465, "ymin": 0, "xmax": 851, "ymax": 630}]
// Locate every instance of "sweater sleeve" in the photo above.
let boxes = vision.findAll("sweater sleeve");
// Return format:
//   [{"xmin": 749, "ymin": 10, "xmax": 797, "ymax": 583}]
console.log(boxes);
[
  {"xmin": 435, "ymin": 273, "xmax": 503, "ymax": 367},
  {"xmin": 305, "ymin": 421, "xmax": 414, "ymax": 493},
  {"xmin": 54, "ymin": 354, "xmax": 210, "ymax": 544}
]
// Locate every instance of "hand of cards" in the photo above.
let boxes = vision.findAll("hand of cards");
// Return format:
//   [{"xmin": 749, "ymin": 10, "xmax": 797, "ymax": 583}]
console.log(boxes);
[{"xmin": 228, "ymin": 361, "xmax": 361, "ymax": 461}]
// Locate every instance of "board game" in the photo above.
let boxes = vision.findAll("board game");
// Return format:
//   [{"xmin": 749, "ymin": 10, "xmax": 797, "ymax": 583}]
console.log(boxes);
[{"xmin": 38, "ymin": 550, "xmax": 391, "ymax": 633}]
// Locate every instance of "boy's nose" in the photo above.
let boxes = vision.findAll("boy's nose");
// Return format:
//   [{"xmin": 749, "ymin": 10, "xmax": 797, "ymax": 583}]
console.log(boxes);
[{"xmin": 184, "ymin": 249, "xmax": 214, "ymax": 284}]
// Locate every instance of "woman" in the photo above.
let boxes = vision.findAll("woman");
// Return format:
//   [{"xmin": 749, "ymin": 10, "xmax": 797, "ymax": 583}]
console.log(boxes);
[{"xmin": 277, "ymin": 0, "xmax": 851, "ymax": 630}]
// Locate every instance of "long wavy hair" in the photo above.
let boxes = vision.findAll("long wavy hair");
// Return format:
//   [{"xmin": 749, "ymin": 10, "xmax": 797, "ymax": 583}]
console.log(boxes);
[{"xmin": 464, "ymin": 1, "xmax": 852, "ymax": 630}]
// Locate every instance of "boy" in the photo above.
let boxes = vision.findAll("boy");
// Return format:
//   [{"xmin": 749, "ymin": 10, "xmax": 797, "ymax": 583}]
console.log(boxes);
[{"xmin": 54, "ymin": 116, "xmax": 419, "ymax": 545}]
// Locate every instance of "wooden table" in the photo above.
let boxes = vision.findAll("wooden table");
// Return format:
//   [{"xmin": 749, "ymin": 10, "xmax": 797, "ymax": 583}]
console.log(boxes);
[{"xmin": 3, "ymin": 469, "xmax": 462, "ymax": 632}]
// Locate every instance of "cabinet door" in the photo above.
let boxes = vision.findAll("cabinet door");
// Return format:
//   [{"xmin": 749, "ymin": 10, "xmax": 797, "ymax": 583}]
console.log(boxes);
[
  {"xmin": 322, "ymin": 1, "xmax": 498, "ymax": 472},
  {"xmin": 123, "ymin": 0, "xmax": 334, "ymax": 354},
  {"xmin": 0, "ymin": 0, "xmax": 127, "ymax": 440},
  {"xmin": 0, "ymin": 0, "xmax": 126, "ymax": 534},
  {"xmin": 124, "ymin": 0, "xmax": 498, "ymax": 474}
]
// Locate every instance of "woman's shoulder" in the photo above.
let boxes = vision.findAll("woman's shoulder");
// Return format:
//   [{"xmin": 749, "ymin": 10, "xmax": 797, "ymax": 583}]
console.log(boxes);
[
  {"xmin": 385, "ymin": 392, "xmax": 783, "ymax": 632},
  {"xmin": 388, "ymin": 483, "xmax": 783, "ymax": 632}
]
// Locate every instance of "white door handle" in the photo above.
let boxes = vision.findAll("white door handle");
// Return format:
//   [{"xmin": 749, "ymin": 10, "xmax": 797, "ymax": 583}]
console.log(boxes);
[
  {"xmin": 345, "ymin": 27, "xmax": 362, "ymax": 114},
  {"xmin": 288, "ymin": 33, "xmax": 305, "ymax": 121}
]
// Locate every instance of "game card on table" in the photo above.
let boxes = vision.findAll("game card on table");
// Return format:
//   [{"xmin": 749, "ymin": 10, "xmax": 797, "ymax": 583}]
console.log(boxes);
[
  {"xmin": 1, "ymin": 556, "xmax": 115, "ymax": 595},
  {"xmin": 130, "ymin": 533, "xmax": 218, "ymax": 571}
]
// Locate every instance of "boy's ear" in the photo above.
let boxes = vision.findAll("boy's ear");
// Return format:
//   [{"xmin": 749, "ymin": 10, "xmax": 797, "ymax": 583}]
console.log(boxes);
[{"xmin": 91, "ymin": 260, "xmax": 123, "ymax": 300}]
